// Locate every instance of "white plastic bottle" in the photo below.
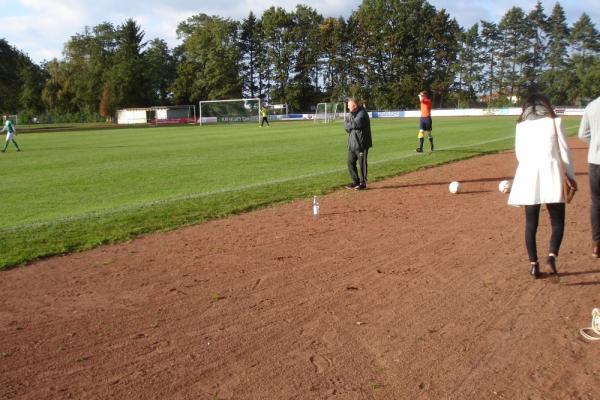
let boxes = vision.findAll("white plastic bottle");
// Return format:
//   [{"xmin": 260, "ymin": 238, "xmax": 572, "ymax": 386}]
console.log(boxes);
[{"xmin": 312, "ymin": 196, "xmax": 320, "ymax": 219}]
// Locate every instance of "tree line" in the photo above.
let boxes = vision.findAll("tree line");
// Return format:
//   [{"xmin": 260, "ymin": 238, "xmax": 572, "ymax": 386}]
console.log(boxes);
[{"xmin": 1, "ymin": 0, "xmax": 599, "ymax": 123}]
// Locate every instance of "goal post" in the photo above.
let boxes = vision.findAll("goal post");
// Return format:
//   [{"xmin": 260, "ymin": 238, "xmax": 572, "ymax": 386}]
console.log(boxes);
[
  {"xmin": 2, "ymin": 115, "xmax": 18, "ymax": 125},
  {"xmin": 314, "ymin": 102, "xmax": 345, "ymax": 123},
  {"xmin": 267, "ymin": 103, "xmax": 288, "ymax": 120},
  {"xmin": 199, "ymin": 98, "xmax": 261, "ymax": 125}
]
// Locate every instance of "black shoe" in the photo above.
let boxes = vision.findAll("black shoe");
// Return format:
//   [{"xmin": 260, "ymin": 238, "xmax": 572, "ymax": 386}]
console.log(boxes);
[
  {"xmin": 530, "ymin": 262, "xmax": 540, "ymax": 279},
  {"xmin": 355, "ymin": 183, "xmax": 367, "ymax": 191},
  {"xmin": 345, "ymin": 183, "xmax": 359, "ymax": 190},
  {"xmin": 415, "ymin": 148, "xmax": 423, "ymax": 153},
  {"xmin": 546, "ymin": 255, "xmax": 558, "ymax": 276},
  {"xmin": 593, "ymin": 243, "xmax": 600, "ymax": 258}
]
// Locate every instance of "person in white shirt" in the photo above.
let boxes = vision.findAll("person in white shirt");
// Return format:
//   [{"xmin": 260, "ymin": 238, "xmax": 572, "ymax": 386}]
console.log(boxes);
[
  {"xmin": 577, "ymin": 95, "xmax": 600, "ymax": 257},
  {"xmin": 1, "ymin": 116, "xmax": 21, "ymax": 152},
  {"xmin": 508, "ymin": 94, "xmax": 577, "ymax": 279}
]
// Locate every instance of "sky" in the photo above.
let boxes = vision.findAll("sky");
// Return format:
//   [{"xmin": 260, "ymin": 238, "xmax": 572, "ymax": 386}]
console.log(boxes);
[{"xmin": 1, "ymin": 0, "xmax": 598, "ymax": 63}]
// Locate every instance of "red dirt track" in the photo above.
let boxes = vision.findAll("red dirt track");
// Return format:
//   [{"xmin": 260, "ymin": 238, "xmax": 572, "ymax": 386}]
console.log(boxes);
[{"xmin": 1, "ymin": 138, "xmax": 599, "ymax": 399}]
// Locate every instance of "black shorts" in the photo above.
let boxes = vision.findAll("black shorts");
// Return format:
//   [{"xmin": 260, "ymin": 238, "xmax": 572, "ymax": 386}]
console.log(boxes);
[{"xmin": 419, "ymin": 117, "xmax": 432, "ymax": 131}]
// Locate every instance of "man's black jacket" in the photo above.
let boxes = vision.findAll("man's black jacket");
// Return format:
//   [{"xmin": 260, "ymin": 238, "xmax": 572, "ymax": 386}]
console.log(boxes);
[{"xmin": 344, "ymin": 106, "xmax": 372, "ymax": 152}]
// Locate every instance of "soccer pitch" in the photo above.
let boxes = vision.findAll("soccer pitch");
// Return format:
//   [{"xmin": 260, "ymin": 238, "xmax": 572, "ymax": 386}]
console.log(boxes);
[{"xmin": 0, "ymin": 116, "xmax": 581, "ymax": 269}]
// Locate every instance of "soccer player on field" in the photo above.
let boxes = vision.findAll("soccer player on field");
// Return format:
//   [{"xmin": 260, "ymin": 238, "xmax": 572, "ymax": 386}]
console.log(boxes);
[
  {"xmin": 1, "ymin": 116, "xmax": 21, "ymax": 153},
  {"xmin": 416, "ymin": 91, "xmax": 434, "ymax": 152},
  {"xmin": 259, "ymin": 106, "xmax": 270, "ymax": 127}
]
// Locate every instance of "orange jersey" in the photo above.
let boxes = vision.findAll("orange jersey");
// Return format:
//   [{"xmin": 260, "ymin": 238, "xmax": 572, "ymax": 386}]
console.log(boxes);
[{"xmin": 420, "ymin": 98, "xmax": 432, "ymax": 117}]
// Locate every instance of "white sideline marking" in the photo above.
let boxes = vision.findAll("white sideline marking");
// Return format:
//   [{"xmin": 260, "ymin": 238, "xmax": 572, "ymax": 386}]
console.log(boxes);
[{"xmin": 0, "ymin": 135, "xmax": 513, "ymax": 233}]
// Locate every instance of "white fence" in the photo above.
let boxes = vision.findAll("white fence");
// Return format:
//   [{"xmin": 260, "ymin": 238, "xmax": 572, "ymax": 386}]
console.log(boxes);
[
  {"xmin": 371, "ymin": 107, "xmax": 572, "ymax": 118},
  {"xmin": 121, "ymin": 106, "xmax": 585, "ymax": 124}
]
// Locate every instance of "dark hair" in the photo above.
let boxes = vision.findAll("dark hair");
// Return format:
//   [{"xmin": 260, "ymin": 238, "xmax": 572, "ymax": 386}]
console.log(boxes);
[
  {"xmin": 347, "ymin": 97, "xmax": 360, "ymax": 105},
  {"xmin": 517, "ymin": 93, "xmax": 556, "ymax": 122},
  {"xmin": 419, "ymin": 91, "xmax": 428, "ymax": 97}
]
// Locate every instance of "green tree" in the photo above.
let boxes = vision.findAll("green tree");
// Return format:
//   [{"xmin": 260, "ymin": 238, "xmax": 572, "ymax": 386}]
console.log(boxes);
[
  {"xmin": 288, "ymin": 5, "xmax": 323, "ymax": 111},
  {"xmin": 455, "ymin": 24, "xmax": 483, "ymax": 107},
  {"xmin": 541, "ymin": 3, "xmax": 571, "ymax": 105},
  {"xmin": 426, "ymin": 9, "xmax": 461, "ymax": 107},
  {"xmin": 546, "ymin": 3, "xmax": 569, "ymax": 71},
  {"xmin": 107, "ymin": 19, "xmax": 150, "ymax": 109},
  {"xmin": 172, "ymin": 14, "xmax": 242, "ymax": 103},
  {"xmin": 570, "ymin": 13, "xmax": 600, "ymax": 57},
  {"xmin": 569, "ymin": 13, "xmax": 600, "ymax": 104},
  {"xmin": 522, "ymin": 1, "xmax": 548, "ymax": 94},
  {"xmin": 62, "ymin": 22, "xmax": 117, "ymax": 118},
  {"xmin": 351, "ymin": 0, "xmax": 436, "ymax": 108},
  {"xmin": 240, "ymin": 12, "xmax": 263, "ymax": 98},
  {"xmin": 480, "ymin": 21, "xmax": 502, "ymax": 105},
  {"xmin": 19, "ymin": 62, "xmax": 47, "ymax": 118},
  {"xmin": 261, "ymin": 7, "xmax": 296, "ymax": 105},
  {"xmin": 319, "ymin": 17, "xmax": 350, "ymax": 101},
  {"xmin": 145, "ymin": 38, "xmax": 175, "ymax": 105},
  {"xmin": 0, "ymin": 39, "xmax": 45, "ymax": 116},
  {"xmin": 41, "ymin": 59, "xmax": 76, "ymax": 114},
  {"xmin": 498, "ymin": 6, "xmax": 528, "ymax": 100}
]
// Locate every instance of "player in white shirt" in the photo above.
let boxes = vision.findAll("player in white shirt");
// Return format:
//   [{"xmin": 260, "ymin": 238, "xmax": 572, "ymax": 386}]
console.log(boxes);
[{"xmin": 1, "ymin": 116, "xmax": 21, "ymax": 152}]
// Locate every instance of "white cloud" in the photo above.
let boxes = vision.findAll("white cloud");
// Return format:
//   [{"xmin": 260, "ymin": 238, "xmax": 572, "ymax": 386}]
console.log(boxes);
[
  {"xmin": 1, "ymin": 0, "xmax": 359, "ymax": 62},
  {"xmin": 1, "ymin": 0, "xmax": 597, "ymax": 63}
]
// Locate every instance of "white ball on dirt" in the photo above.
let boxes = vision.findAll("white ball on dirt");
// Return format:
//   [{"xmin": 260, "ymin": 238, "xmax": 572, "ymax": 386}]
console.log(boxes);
[
  {"xmin": 448, "ymin": 181, "xmax": 461, "ymax": 194},
  {"xmin": 498, "ymin": 180, "xmax": 511, "ymax": 193}
]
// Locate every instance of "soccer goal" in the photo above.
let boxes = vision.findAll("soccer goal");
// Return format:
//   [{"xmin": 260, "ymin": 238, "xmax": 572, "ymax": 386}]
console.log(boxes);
[
  {"xmin": 199, "ymin": 98, "xmax": 261, "ymax": 125},
  {"xmin": 267, "ymin": 103, "xmax": 288, "ymax": 121},
  {"xmin": 150, "ymin": 105, "xmax": 196, "ymax": 126},
  {"xmin": 2, "ymin": 115, "xmax": 17, "ymax": 125},
  {"xmin": 314, "ymin": 102, "xmax": 345, "ymax": 123}
]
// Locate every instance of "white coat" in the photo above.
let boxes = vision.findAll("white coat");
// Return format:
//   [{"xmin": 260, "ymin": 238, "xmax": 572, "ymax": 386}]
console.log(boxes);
[{"xmin": 508, "ymin": 117, "xmax": 576, "ymax": 206}]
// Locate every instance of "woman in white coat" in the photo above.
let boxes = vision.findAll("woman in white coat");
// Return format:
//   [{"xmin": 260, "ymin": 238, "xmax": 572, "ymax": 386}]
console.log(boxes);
[{"xmin": 508, "ymin": 94, "xmax": 577, "ymax": 279}]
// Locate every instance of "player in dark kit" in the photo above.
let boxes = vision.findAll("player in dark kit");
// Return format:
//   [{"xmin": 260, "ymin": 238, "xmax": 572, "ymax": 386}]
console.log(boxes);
[{"xmin": 416, "ymin": 91, "xmax": 434, "ymax": 152}]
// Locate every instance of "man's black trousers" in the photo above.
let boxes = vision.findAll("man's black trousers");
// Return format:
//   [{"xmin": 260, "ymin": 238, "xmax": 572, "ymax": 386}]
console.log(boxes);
[
  {"xmin": 590, "ymin": 163, "xmax": 600, "ymax": 243},
  {"xmin": 348, "ymin": 148, "xmax": 368, "ymax": 185}
]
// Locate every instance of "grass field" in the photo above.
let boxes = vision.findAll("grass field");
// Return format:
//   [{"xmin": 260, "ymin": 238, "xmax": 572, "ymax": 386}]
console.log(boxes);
[{"xmin": 0, "ymin": 116, "xmax": 581, "ymax": 269}]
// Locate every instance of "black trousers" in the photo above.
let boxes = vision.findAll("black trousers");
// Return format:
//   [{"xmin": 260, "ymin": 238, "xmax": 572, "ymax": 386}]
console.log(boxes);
[
  {"xmin": 261, "ymin": 117, "xmax": 269, "ymax": 126},
  {"xmin": 524, "ymin": 203, "xmax": 565, "ymax": 262},
  {"xmin": 589, "ymin": 163, "xmax": 600, "ymax": 243},
  {"xmin": 348, "ymin": 148, "xmax": 368, "ymax": 185}
]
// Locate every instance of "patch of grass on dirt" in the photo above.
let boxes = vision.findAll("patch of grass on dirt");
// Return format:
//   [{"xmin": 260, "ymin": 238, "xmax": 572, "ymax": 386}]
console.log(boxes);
[{"xmin": 210, "ymin": 293, "xmax": 225, "ymax": 303}]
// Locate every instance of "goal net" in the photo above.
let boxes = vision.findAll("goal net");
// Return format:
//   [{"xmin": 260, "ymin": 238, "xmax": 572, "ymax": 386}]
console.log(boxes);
[
  {"xmin": 199, "ymin": 98, "xmax": 261, "ymax": 124},
  {"xmin": 3, "ymin": 115, "xmax": 17, "ymax": 125},
  {"xmin": 314, "ymin": 102, "xmax": 345, "ymax": 123},
  {"xmin": 267, "ymin": 104, "xmax": 288, "ymax": 120},
  {"xmin": 149, "ymin": 105, "xmax": 196, "ymax": 125}
]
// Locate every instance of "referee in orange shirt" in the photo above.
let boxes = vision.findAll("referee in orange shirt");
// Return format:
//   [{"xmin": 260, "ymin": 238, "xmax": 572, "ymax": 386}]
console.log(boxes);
[{"xmin": 416, "ymin": 91, "xmax": 434, "ymax": 152}]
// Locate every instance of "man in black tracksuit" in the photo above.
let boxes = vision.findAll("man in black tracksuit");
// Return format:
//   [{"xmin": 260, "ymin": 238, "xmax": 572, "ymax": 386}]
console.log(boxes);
[{"xmin": 344, "ymin": 98, "xmax": 372, "ymax": 190}]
